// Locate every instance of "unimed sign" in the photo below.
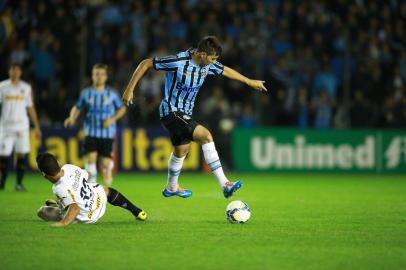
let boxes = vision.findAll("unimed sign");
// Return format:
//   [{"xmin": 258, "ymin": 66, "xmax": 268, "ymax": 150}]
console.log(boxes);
[{"xmin": 232, "ymin": 129, "xmax": 406, "ymax": 173}]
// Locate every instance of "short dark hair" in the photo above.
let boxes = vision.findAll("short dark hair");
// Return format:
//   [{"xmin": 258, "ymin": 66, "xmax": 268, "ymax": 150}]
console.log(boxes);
[
  {"xmin": 36, "ymin": 153, "xmax": 61, "ymax": 176},
  {"xmin": 92, "ymin": 63, "xmax": 108, "ymax": 71},
  {"xmin": 9, "ymin": 62, "xmax": 22, "ymax": 69},
  {"xmin": 197, "ymin": 36, "xmax": 222, "ymax": 56}
]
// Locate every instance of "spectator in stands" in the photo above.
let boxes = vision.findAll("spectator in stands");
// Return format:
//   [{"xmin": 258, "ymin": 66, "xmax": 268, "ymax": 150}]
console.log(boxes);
[
  {"xmin": 313, "ymin": 90, "xmax": 333, "ymax": 129},
  {"xmin": 0, "ymin": 0, "xmax": 404, "ymax": 129}
]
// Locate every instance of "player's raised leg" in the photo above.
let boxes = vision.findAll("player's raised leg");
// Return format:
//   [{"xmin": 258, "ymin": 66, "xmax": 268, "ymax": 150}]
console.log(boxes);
[
  {"xmin": 193, "ymin": 125, "xmax": 242, "ymax": 198},
  {"xmin": 162, "ymin": 144, "xmax": 192, "ymax": 198},
  {"xmin": 103, "ymin": 187, "xmax": 147, "ymax": 221},
  {"xmin": 84, "ymin": 151, "xmax": 98, "ymax": 183}
]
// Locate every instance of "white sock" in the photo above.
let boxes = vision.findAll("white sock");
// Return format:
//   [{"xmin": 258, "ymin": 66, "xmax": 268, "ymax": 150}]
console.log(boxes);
[
  {"xmin": 85, "ymin": 163, "xmax": 97, "ymax": 183},
  {"xmin": 167, "ymin": 153, "xmax": 185, "ymax": 191},
  {"xmin": 202, "ymin": 142, "xmax": 228, "ymax": 187}
]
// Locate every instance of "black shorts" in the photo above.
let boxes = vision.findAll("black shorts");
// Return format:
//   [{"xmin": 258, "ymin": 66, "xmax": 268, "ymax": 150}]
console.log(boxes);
[
  {"xmin": 160, "ymin": 112, "xmax": 199, "ymax": 146},
  {"xmin": 83, "ymin": 137, "xmax": 114, "ymax": 158}
]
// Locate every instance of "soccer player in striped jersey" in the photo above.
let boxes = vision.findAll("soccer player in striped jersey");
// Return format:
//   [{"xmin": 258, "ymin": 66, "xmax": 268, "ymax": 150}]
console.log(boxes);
[
  {"xmin": 64, "ymin": 64, "xmax": 126, "ymax": 187},
  {"xmin": 122, "ymin": 36, "xmax": 267, "ymax": 199}
]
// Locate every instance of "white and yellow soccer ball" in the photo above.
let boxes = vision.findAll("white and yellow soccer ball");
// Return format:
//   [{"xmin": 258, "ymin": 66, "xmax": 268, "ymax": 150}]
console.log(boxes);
[{"xmin": 226, "ymin": 200, "xmax": 251, "ymax": 224}]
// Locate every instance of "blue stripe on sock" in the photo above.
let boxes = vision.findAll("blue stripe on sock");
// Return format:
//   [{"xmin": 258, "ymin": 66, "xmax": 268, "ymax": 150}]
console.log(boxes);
[
  {"xmin": 209, "ymin": 160, "xmax": 221, "ymax": 171},
  {"xmin": 208, "ymin": 160, "xmax": 220, "ymax": 166},
  {"xmin": 168, "ymin": 169, "xmax": 181, "ymax": 176},
  {"xmin": 211, "ymin": 164, "xmax": 222, "ymax": 171}
]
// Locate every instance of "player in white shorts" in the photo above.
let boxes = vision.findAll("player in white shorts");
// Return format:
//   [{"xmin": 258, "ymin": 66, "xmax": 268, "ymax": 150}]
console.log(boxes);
[
  {"xmin": 0, "ymin": 63, "xmax": 41, "ymax": 191},
  {"xmin": 36, "ymin": 153, "xmax": 147, "ymax": 227}
]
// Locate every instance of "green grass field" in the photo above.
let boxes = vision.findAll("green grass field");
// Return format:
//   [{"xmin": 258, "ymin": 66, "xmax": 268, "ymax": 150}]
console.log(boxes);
[{"xmin": 0, "ymin": 173, "xmax": 405, "ymax": 270}]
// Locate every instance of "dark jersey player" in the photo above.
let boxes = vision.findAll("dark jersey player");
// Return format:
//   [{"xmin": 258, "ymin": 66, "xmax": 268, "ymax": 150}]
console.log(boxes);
[{"xmin": 122, "ymin": 36, "xmax": 267, "ymax": 199}]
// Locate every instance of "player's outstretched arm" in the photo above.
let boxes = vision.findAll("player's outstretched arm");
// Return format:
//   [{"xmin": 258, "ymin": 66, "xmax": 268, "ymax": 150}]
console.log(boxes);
[
  {"xmin": 122, "ymin": 58, "xmax": 153, "ymax": 106},
  {"xmin": 51, "ymin": 203, "xmax": 80, "ymax": 227},
  {"xmin": 64, "ymin": 106, "xmax": 81, "ymax": 128},
  {"xmin": 222, "ymin": 66, "xmax": 267, "ymax": 91}
]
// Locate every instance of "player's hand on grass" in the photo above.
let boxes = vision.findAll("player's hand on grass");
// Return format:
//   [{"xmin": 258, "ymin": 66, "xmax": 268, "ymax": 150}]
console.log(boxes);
[
  {"xmin": 64, "ymin": 117, "xmax": 76, "ymax": 128},
  {"xmin": 51, "ymin": 222, "xmax": 66, "ymax": 228},
  {"xmin": 103, "ymin": 118, "xmax": 115, "ymax": 128},
  {"xmin": 247, "ymin": 79, "xmax": 267, "ymax": 91},
  {"xmin": 122, "ymin": 90, "xmax": 134, "ymax": 106}
]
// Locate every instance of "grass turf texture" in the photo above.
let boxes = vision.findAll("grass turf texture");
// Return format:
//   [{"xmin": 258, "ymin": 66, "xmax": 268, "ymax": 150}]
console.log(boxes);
[{"xmin": 0, "ymin": 173, "xmax": 405, "ymax": 270}]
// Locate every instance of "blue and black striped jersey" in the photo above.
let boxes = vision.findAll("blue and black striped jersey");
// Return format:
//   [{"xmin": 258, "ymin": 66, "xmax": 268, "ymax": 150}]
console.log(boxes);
[
  {"xmin": 153, "ymin": 50, "xmax": 224, "ymax": 117},
  {"xmin": 75, "ymin": 86, "xmax": 123, "ymax": 139}
]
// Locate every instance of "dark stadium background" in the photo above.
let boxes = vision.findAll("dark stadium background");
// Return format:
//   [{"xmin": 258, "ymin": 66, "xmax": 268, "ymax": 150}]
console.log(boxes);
[
  {"xmin": 0, "ymin": 0, "xmax": 405, "ymax": 171},
  {"xmin": 1, "ymin": 2, "xmax": 406, "ymax": 270}
]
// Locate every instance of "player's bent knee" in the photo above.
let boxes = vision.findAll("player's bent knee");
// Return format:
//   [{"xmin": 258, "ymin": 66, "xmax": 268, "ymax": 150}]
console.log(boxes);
[
  {"xmin": 193, "ymin": 126, "xmax": 213, "ymax": 144},
  {"xmin": 174, "ymin": 148, "xmax": 189, "ymax": 158},
  {"xmin": 199, "ymin": 133, "xmax": 213, "ymax": 144}
]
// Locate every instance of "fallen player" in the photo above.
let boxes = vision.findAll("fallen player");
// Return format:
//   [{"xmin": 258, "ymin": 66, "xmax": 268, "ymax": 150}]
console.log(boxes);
[{"xmin": 36, "ymin": 152, "xmax": 147, "ymax": 227}]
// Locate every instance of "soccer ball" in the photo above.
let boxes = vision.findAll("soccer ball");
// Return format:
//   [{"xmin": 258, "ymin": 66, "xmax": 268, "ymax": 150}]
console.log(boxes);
[{"xmin": 226, "ymin": 200, "xmax": 251, "ymax": 224}]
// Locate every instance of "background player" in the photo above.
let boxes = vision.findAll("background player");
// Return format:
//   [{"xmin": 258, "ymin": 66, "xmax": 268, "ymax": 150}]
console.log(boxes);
[
  {"xmin": 122, "ymin": 36, "xmax": 267, "ymax": 199},
  {"xmin": 0, "ymin": 63, "xmax": 41, "ymax": 191},
  {"xmin": 36, "ymin": 152, "xmax": 147, "ymax": 227},
  {"xmin": 64, "ymin": 64, "xmax": 126, "ymax": 186}
]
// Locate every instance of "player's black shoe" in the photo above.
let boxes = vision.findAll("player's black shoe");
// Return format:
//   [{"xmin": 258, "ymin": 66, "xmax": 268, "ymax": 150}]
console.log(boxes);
[
  {"xmin": 0, "ymin": 181, "xmax": 5, "ymax": 190},
  {"xmin": 15, "ymin": 184, "xmax": 27, "ymax": 192}
]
